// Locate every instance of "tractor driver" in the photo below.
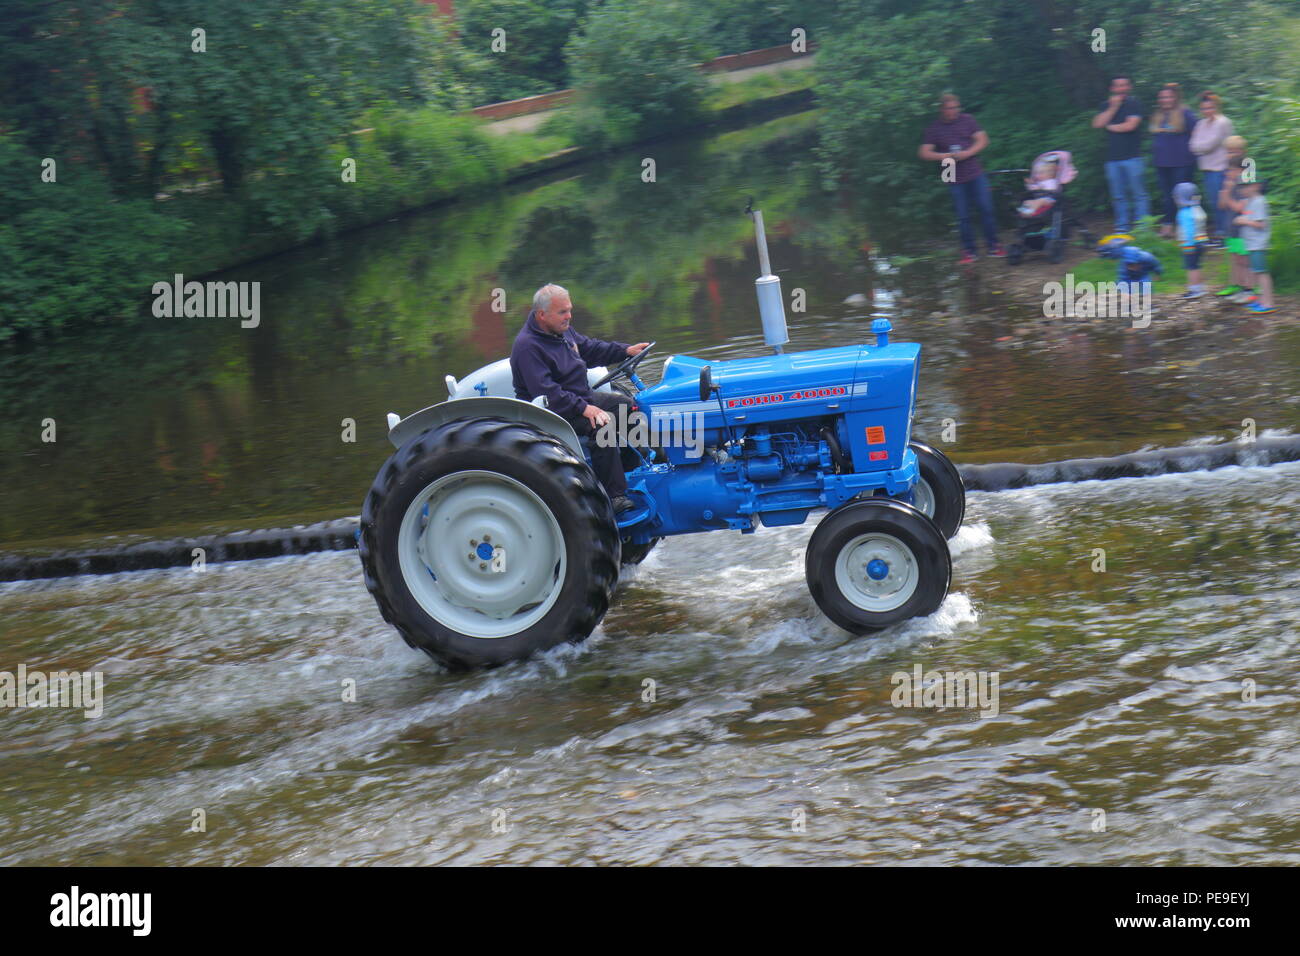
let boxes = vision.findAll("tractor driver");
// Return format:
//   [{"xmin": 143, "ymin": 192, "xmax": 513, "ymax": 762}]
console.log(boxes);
[{"xmin": 511, "ymin": 283, "xmax": 649, "ymax": 516}]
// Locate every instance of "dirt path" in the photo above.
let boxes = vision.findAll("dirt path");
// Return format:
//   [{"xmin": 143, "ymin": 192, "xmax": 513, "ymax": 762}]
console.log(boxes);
[{"xmin": 482, "ymin": 55, "xmax": 817, "ymax": 137}]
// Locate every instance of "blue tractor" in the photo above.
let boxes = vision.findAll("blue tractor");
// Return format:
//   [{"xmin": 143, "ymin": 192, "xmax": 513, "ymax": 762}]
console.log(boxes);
[{"xmin": 359, "ymin": 209, "xmax": 965, "ymax": 669}]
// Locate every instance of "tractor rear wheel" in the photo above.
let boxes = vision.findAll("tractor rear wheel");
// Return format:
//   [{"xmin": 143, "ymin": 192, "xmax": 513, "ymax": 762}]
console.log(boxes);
[
  {"xmin": 908, "ymin": 441, "xmax": 966, "ymax": 539},
  {"xmin": 805, "ymin": 498, "xmax": 951, "ymax": 633},
  {"xmin": 358, "ymin": 417, "xmax": 620, "ymax": 670}
]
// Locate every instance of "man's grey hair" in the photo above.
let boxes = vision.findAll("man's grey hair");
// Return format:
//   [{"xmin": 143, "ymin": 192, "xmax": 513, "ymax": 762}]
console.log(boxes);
[{"xmin": 533, "ymin": 283, "xmax": 569, "ymax": 313}]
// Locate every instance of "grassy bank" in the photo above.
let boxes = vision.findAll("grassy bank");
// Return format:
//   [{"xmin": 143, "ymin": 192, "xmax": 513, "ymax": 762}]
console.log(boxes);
[{"xmin": 1061, "ymin": 217, "xmax": 1300, "ymax": 298}]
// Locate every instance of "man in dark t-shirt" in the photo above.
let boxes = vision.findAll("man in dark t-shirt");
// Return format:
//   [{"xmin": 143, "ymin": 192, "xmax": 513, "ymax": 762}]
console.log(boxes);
[
  {"xmin": 1091, "ymin": 75, "xmax": 1150, "ymax": 232},
  {"xmin": 919, "ymin": 93, "xmax": 1003, "ymax": 264}
]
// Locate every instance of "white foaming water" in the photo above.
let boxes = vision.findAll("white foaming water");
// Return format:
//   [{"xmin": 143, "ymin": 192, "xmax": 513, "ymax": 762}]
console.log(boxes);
[
  {"xmin": 990, "ymin": 458, "xmax": 1300, "ymax": 504},
  {"xmin": 948, "ymin": 521, "xmax": 994, "ymax": 559}
]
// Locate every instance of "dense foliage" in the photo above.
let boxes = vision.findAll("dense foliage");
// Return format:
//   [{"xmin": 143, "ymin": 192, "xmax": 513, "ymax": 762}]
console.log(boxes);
[
  {"xmin": 563, "ymin": 0, "xmax": 713, "ymax": 148},
  {"xmin": 454, "ymin": 0, "xmax": 591, "ymax": 101}
]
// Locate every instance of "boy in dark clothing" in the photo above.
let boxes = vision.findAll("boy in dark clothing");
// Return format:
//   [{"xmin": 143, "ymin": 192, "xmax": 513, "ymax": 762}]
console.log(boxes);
[{"xmin": 510, "ymin": 284, "xmax": 648, "ymax": 511}]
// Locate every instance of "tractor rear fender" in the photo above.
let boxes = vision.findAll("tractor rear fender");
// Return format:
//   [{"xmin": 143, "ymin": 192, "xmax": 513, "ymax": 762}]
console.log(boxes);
[{"xmin": 385, "ymin": 396, "xmax": 584, "ymax": 459}]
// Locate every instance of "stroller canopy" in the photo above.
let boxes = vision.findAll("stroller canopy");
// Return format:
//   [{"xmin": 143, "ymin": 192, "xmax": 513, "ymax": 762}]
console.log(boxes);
[{"xmin": 1033, "ymin": 151, "xmax": 1076, "ymax": 185}]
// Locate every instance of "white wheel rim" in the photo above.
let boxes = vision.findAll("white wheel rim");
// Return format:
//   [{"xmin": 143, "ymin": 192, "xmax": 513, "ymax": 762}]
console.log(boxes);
[
  {"xmin": 833, "ymin": 532, "xmax": 920, "ymax": 612},
  {"xmin": 912, "ymin": 477, "xmax": 936, "ymax": 518},
  {"xmin": 397, "ymin": 470, "xmax": 567, "ymax": 639}
]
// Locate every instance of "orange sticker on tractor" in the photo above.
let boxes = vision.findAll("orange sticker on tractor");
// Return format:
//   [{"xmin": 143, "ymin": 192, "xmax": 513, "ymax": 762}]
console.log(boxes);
[{"xmin": 865, "ymin": 426, "xmax": 886, "ymax": 445}]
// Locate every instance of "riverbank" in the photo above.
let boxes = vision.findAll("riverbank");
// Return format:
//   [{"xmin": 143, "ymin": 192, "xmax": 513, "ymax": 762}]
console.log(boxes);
[{"xmin": 973, "ymin": 216, "xmax": 1300, "ymax": 323}]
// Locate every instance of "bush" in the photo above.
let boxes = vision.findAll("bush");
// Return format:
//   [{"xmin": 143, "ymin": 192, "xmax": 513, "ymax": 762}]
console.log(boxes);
[
  {"xmin": 565, "ymin": 0, "xmax": 712, "ymax": 149},
  {"xmin": 0, "ymin": 134, "xmax": 189, "ymax": 343},
  {"xmin": 455, "ymin": 0, "xmax": 590, "ymax": 101}
]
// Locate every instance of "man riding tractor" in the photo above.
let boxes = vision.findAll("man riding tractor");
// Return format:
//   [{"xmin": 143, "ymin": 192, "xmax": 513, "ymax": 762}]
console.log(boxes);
[{"xmin": 510, "ymin": 283, "xmax": 649, "ymax": 516}]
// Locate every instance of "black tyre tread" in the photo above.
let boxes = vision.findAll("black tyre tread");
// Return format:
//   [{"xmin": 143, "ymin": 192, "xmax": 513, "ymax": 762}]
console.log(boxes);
[
  {"xmin": 805, "ymin": 498, "xmax": 952, "ymax": 634},
  {"xmin": 620, "ymin": 537, "xmax": 661, "ymax": 566},
  {"xmin": 357, "ymin": 417, "xmax": 620, "ymax": 670},
  {"xmin": 909, "ymin": 440, "xmax": 966, "ymax": 539}
]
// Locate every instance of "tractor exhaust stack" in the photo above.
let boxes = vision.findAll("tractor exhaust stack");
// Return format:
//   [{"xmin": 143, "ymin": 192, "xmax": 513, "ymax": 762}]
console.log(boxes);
[{"xmin": 749, "ymin": 204, "xmax": 789, "ymax": 356}]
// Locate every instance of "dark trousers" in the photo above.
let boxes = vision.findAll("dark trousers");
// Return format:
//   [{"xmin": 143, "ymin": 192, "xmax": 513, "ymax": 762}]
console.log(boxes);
[
  {"xmin": 947, "ymin": 173, "xmax": 999, "ymax": 253},
  {"xmin": 1156, "ymin": 164, "xmax": 1197, "ymax": 225},
  {"xmin": 568, "ymin": 390, "xmax": 635, "ymax": 497}
]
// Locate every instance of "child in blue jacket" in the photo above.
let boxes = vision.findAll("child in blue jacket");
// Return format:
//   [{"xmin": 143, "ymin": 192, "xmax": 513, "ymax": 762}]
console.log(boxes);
[
  {"xmin": 1174, "ymin": 182, "xmax": 1208, "ymax": 298},
  {"xmin": 1102, "ymin": 240, "xmax": 1163, "ymax": 292}
]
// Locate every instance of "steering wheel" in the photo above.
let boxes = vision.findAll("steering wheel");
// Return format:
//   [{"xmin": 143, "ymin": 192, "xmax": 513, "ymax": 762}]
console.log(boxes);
[{"xmin": 592, "ymin": 341, "xmax": 655, "ymax": 390}]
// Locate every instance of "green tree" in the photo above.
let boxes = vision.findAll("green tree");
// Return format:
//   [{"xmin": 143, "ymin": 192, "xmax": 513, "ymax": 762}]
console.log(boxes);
[
  {"xmin": 0, "ymin": 132, "xmax": 187, "ymax": 343},
  {"xmin": 456, "ymin": 0, "xmax": 589, "ymax": 101},
  {"xmin": 565, "ymin": 0, "xmax": 713, "ymax": 148}
]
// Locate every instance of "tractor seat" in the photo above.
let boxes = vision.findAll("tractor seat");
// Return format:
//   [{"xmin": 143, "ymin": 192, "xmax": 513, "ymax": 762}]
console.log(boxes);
[{"xmin": 444, "ymin": 357, "xmax": 615, "ymax": 402}]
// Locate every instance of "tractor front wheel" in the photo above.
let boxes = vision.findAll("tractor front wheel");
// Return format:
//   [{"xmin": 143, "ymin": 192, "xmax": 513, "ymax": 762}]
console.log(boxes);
[
  {"xmin": 908, "ymin": 441, "xmax": 966, "ymax": 539},
  {"xmin": 358, "ymin": 417, "xmax": 620, "ymax": 669},
  {"xmin": 805, "ymin": 498, "xmax": 951, "ymax": 633}
]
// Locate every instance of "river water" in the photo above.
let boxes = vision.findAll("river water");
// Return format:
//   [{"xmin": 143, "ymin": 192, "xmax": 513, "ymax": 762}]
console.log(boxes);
[
  {"xmin": 2, "ymin": 463, "xmax": 1297, "ymax": 864},
  {"xmin": 2, "ymin": 110, "xmax": 1298, "ymax": 864}
]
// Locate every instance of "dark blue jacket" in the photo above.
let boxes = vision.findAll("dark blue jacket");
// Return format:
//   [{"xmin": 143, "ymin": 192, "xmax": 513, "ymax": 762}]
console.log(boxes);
[
  {"xmin": 1116, "ymin": 245, "xmax": 1162, "ymax": 283},
  {"xmin": 510, "ymin": 310, "xmax": 628, "ymax": 420}
]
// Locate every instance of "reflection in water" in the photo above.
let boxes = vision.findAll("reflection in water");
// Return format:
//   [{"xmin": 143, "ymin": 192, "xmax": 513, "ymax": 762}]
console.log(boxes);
[{"xmin": 1, "ymin": 110, "xmax": 1297, "ymax": 547}]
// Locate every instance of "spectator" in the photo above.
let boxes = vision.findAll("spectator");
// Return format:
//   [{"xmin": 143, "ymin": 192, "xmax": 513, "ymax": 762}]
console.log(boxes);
[
  {"xmin": 1217, "ymin": 143, "xmax": 1252, "ymax": 301},
  {"xmin": 1149, "ymin": 83, "xmax": 1199, "ymax": 238},
  {"xmin": 1235, "ymin": 178, "xmax": 1274, "ymax": 314},
  {"xmin": 1189, "ymin": 91, "xmax": 1234, "ymax": 245},
  {"xmin": 1092, "ymin": 75, "xmax": 1149, "ymax": 233},
  {"xmin": 918, "ymin": 93, "xmax": 1004, "ymax": 265},
  {"xmin": 1173, "ymin": 182, "xmax": 1208, "ymax": 299}
]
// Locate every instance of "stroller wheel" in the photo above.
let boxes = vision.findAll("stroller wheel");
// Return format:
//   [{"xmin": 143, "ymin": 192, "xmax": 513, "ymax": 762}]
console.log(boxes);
[
  {"xmin": 1008, "ymin": 243, "xmax": 1024, "ymax": 266},
  {"xmin": 1047, "ymin": 238, "xmax": 1066, "ymax": 263}
]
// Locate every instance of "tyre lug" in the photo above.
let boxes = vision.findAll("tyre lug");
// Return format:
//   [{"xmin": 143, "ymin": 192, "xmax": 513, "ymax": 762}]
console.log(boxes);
[
  {"xmin": 470, "ymin": 539, "xmax": 478, "ymax": 546},
  {"xmin": 479, "ymin": 562, "xmax": 487, "ymax": 570}
]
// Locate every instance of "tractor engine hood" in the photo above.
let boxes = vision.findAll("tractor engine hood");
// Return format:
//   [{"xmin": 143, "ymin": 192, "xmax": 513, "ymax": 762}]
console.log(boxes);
[{"xmin": 636, "ymin": 341, "xmax": 920, "ymax": 469}]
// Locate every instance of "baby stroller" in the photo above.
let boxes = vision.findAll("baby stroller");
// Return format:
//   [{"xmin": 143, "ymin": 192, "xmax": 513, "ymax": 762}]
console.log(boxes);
[{"xmin": 999, "ymin": 151, "xmax": 1093, "ymax": 265}]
